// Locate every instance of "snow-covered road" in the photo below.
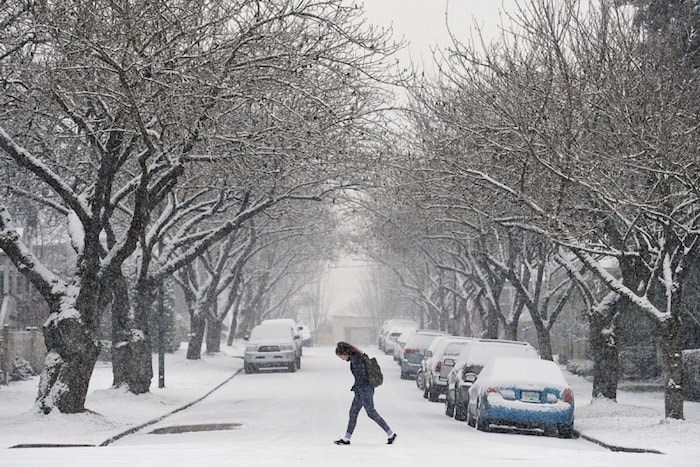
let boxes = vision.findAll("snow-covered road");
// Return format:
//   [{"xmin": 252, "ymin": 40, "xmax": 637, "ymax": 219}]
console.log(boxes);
[{"xmin": 2, "ymin": 347, "xmax": 692, "ymax": 466}]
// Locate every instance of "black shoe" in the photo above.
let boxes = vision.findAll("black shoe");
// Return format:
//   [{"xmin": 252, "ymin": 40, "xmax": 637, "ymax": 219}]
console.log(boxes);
[
  {"xmin": 387, "ymin": 433, "xmax": 397, "ymax": 445},
  {"xmin": 334, "ymin": 439, "xmax": 350, "ymax": 445}
]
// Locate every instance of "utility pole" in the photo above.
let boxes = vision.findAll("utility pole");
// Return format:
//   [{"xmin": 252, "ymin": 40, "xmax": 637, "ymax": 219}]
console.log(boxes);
[{"xmin": 158, "ymin": 239, "xmax": 165, "ymax": 388}]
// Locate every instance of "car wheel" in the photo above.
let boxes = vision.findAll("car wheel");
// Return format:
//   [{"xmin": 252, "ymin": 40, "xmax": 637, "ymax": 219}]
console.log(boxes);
[
  {"xmin": 476, "ymin": 403, "xmax": 489, "ymax": 432},
  {"xmin": 454, "ymin": 397, "xmax": 467, "ymax": 422},
  {"xmin": 416, "ymin": 370, "xmax": 425, "ymax": 390},
  {"xmin": 296, "ymin": 356, "xmax": 301, "ymax": 369},
  {"xmin": 445, "ymin": 397, "xmax": 455, "ymax": 417},
  {"xmin": 466, "ymin": 405, "xmax": 476, "ymax": 427},
  {"xmin": 288, "ymin": 362, "xmax": 297, "ymax": 372},
  {"xmin": 244, "ymin": 364, "xmax": 252, "ymax": 374},
  {"xmin": 557, "ymin": 424, "xmax": 574, "ymax": 439},
  {"xmin": 428, "ymin": 386, "xmax": 439, "ymax": 402}
]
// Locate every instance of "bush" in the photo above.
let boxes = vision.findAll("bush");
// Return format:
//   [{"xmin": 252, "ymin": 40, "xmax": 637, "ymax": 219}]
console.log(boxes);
[
  {"xmin": 11, "ymin": 356, "xmax": 35, "ymax": 381},
  {"xmin": 619, "ymin": 346, "xmax": 661, "ymax": 380},
  {"xmin": 566, "ymin": 359, "xmax": 594, "ymax": 377},
  {"xmin": 683, "ymin": 349, "xmax": 700, "ymax": 402}
]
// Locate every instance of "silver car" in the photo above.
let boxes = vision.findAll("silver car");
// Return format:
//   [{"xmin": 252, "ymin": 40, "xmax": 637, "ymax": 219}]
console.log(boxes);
[
  {"xmin": 423, "ymin": 337, "xmax": 474, "ymax": 402},
  {"xmin": 244, "ymin": 323, "xmax": 298, "ymax": 373}
]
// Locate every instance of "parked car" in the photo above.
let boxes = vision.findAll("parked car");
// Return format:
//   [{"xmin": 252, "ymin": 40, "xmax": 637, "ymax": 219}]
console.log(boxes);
[
  {"xmin": 383, "ymin": 324, "xmax": 418, "ymax": 356},
  {"xmin": 393, "ymin": 331, "xmax": 412, "ymax": 362},
  {"xmin": 297, "ymin": 324, "xmax": 313, "ymax": 347},
  {"xmin": 466, "ymin": 357, "xmax": 575, "ymax": 438},
  {"xmin": 423, "ymin": 336, "xmax": 475, "ymax": 402},
  {"xmin": 378, "ymin": 319, "xmax": 418, "ymax": 352},
  {"xmin": 260, "ymin": 318, "xmax": 303, "ymax": 365},
  {"xmin": 418, "ymin": 335, "xmax": 452, "ymax": 392},
  {"xmin": 446, "ymin": 339, "xmax": 539, "ymax": 420},
  {"xmin": 244, "ymin": 323, "xmax": 299, "ymax": 373},
  {"xmin": 400, "ymin": 330, "xmax": 447, "ymax": 379}
]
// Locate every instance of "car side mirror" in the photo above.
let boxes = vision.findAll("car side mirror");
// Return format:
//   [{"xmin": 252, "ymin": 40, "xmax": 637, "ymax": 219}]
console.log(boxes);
[
  {"xmin": 463, "ymin": 372, "xmax": 477, "ymax": 383},
  {"xmin": 294, "ymin": 335, "xmax": 300, "ymax": 340},
  {"xmin": 426, "ymin": 351, "xmax": 433, "ymax": 358},
  {"xmin": 243, "ymin": 335, "xmax": 249, "ymax": 341}
]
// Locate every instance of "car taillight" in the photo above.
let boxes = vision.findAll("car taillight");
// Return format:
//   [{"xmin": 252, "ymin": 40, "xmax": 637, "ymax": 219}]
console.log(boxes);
[
  {"xmin": 486, "ymin": 386, "xmax": 498, "ymax": 394},
  {"xmin": 435, "ymin": 362, "xmax": 442, "ymax": 374},
  {"xmin": 562, "ymin": 388, "xmax": 574, "ymax": 404},
  {"xmin": 404, "ymin": 348, "xmax": 419, "ymax": 355}
]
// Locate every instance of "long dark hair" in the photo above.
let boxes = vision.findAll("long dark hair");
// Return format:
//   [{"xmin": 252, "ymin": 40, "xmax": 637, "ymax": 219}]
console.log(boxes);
[{"xmin": 335, "ymin": 341, "xmax": 363, "ymax": 357}]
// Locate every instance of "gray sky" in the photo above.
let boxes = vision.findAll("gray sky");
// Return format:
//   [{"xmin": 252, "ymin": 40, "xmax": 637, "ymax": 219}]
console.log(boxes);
[
  {"xmin": 359, "ymin": 0, "xmax": 518, "ymax": 70},
  {"xmin": 326, "ymin": 1, "xmax": 520, "ymax": 317}
]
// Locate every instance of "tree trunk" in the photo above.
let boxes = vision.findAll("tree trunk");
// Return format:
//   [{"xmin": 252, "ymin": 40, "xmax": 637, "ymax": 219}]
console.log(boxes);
[
  {"xmin": 503, "ymin": 321, "xmax": 518, "ymax": 341},
  {"xmin": 36, "ymin": 300, "xmax": 101, "ymax": 413},
  {"xmin": 660, "ymin": 311, "xmax": 684, "ymax": 419},
  {"xmin": 206, "ymin": 318, "xmax": 222, "ymax": 353},
  {"xmin": 589, "ymin": 307, "xmax": 619, "ymax": 400},
  {"xmin": 533, "ymin": 322, "xmax": 553, "ymax": 361},
  {"xmin": 111, "ymin": 277, "xmax": 154, "ymax": 394},
  {"xmin": 227, "ymin": 309, "xmax": 240, "ymax": 346},
  {"xmin": 187, "ymin": 313, "xmax": 205, "ymax": 360},
  {"xmin": 111, "ymin": 271, "xmax": 132, "ymax": 388},
  {"xmin": 484, "ymin": 304, "xmax": 499, "ymax": 339}
]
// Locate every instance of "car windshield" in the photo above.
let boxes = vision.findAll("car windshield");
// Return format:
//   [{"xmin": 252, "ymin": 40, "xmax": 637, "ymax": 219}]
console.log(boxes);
[{"xmin": 250, "ymin": 324, "xmax": 292, "ymax": 340}]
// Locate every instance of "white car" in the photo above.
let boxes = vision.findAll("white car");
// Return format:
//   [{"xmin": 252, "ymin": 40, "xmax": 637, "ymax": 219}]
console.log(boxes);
[
  {"xmin": 244, "ymin": 323, "xmax": 299, "ymax": 373},
  {"xmin": 383, "ymin": 325, "xmax": 418, "ymax": 356},
  {"xmin": 259, "ymin": 319, "xmax": 303, "ymax": 367},
  {"xmin": 445, "ymin": 339, "xmax": 539, "ymax": 420},
  {"xmin": 466, "ymin": 357, "xmax": 575, "ymax": 437},
  {"xmin": 378, "ymin": 319, "xmax": 418, "ymax": 352},
  {"xmin": 423, "ymin": 336, "xmax": 475, "ymax": 401},
  {"xmin": 297, "ymin": 324, "xmax": 313, "ymax": 347},
  {"xmin": 418, "ymin": 335, "xmax": 452, "ymax": 392},
  {"xmin": 400, "ymin": 330, "xmax": 447, "ymax": 379}
]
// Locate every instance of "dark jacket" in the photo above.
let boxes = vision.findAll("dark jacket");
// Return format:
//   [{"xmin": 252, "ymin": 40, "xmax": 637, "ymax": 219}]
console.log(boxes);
[{"xmin": 349, "ymin": 353, "xmax": 372, "ymax": 392}]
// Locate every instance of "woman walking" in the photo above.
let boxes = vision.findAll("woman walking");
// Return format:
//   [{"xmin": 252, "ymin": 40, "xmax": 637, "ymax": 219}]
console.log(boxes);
[{"xmin": 334, "ymin": 341, "xmax": 397, "ymax": 445}]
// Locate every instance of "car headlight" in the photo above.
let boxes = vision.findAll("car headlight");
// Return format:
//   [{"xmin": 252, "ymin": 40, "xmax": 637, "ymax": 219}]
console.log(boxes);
[
  {"xmin": 245, "ymin": 345, "xmax": 258, "ymax": 352},
  {"xmin": 280, "ymin": 344, "xmax": 294, "ymax": 351}
]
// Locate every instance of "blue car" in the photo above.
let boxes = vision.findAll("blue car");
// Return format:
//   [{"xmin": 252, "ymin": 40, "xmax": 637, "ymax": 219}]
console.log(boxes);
[{"xmin": 466, "ymin": 357, "xmax": 575, "ymax": 438}]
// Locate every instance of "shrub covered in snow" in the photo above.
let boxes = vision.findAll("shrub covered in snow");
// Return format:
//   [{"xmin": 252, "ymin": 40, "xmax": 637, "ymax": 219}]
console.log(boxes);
[
  {"xmin": 619, "ymin": 346, "xmax": 662, "ymax": 380},
  {"xmin": 566, "ymin": 359, "xmax": 594, "ymax": 377},
  {"xmin": 683, "ymin": 349, "xmax": 700, "ymax": 402},
  {"xmin": 11, "ymin": 356, "xmax": 35, "ymax": 381}
]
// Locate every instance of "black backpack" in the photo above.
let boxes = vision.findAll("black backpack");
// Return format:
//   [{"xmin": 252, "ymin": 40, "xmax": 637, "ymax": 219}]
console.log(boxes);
[{"xmin": 363, "ymin": 354, "xmax": 383, "ymax": 387}]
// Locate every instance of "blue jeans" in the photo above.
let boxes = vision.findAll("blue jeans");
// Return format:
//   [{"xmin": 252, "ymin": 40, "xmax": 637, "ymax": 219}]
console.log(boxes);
[{"xmin": 345, "ymin": 386, "xmax": 391, "ymax": 436}]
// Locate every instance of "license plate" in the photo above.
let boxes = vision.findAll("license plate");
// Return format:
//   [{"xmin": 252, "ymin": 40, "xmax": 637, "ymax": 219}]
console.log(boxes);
[{"xmin": 521, "ymin": 390, "xmax": 540, "ymax": 402}]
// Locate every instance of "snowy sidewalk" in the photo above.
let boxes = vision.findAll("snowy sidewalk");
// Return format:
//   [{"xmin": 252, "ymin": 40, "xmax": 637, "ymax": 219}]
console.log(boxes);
[
  {"xmin": 0, "ymin": 345, "xmax": 247, "ymax": 449},
  {"xmin": 565, "ymin": 370, "xmax": 700, "ymax": 457}
]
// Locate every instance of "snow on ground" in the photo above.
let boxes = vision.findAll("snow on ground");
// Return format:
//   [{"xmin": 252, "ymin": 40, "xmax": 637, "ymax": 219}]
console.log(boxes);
[{"xmin": 0, "ymin": 343, "xmax": 698, "ymax": 466}]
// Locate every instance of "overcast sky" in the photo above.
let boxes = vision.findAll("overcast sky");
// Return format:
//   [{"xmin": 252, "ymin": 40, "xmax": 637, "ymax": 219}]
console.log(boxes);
[
  {"xmin": 326, "ymin": 1, "xmax": 521, "ymax": 317},
  {"xmin": 359, "ymin": 0, "xmax": 519, "ymax": 70}
]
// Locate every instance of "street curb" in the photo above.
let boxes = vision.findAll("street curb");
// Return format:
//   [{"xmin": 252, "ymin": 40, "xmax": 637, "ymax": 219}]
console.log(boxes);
[
  {"xmin": 99, "ymin": 367, "xmax": 244, "ymax": 447},
  {"xmin": 577, "ymin": 431, "xmax": 664, "ymax": 454}
]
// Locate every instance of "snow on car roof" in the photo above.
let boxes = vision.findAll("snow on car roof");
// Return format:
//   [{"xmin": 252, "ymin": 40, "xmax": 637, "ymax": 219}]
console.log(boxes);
[
  {"xmin": 456, "ymin": 339, "xmax": 537, "ymax": 366},
  {"xmin": 404, "ymin": 332, "xmax": 446, "ymax": 348},
  {"xmin": 250, "ymin": 323, "xmax": 294, "ymax": 340},
  {"xmin": 478, "ymin": 357, "xmax": 568, "ymax": 387}
]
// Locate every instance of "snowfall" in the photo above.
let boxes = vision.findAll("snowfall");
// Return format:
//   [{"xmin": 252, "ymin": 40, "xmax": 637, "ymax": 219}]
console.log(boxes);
[{"xmin": 1, "ymin": 344, "xmax": 699, "ymax": 467}]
